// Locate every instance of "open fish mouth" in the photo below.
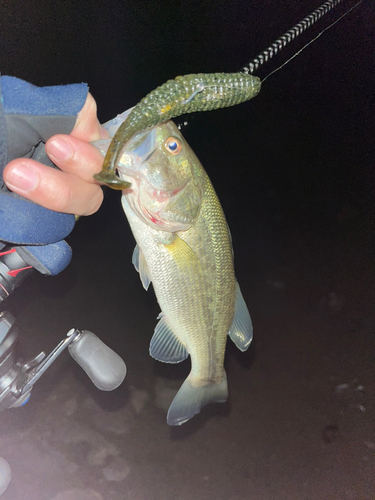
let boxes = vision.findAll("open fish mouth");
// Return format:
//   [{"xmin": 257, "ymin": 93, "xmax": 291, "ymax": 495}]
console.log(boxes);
[{"xmin": 126, "ymin": 175, "xmax": 192, "ymax": 230}]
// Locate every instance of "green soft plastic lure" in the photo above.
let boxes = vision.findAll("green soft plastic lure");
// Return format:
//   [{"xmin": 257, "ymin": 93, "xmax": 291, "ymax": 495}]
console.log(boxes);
[
  {"xmin": 94, "ymin": 72, "xmax": 261, "ymax": 189},
  {"xmin": 94, "ymin": 0, "xmax": 363, "ymax": 190}
]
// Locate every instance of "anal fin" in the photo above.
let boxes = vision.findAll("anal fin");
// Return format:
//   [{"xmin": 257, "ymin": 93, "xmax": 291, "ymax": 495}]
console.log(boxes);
[{"xmin": 150, "ymin": 313, "xmax": 189, "ymax": 363}]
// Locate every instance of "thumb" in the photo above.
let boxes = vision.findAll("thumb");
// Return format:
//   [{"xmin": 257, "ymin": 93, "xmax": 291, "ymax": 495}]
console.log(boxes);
[{"xmin": 71, "ymin": 93, "xmax": 110, "ymax": 142}]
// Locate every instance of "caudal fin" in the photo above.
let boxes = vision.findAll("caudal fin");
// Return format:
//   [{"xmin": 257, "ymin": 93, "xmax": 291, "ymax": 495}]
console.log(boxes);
[{"xmin": 167, "ymin": 372, "xmax": 228, "ymax": 426}]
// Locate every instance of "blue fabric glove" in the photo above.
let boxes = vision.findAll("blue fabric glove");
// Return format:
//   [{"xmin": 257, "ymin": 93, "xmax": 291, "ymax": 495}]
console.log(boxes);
[{"xmin": 0, "ymin": 76, "xmax": 89, "ymax": 275}]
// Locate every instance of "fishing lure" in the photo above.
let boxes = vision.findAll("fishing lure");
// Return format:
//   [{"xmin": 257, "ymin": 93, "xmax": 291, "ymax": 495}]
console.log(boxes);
[
  {"xmin": 94, "ymin": 0, "xmax": 363, "ymax": 190},
  {"xmin": 94, "ymin": 73, "xmax": 261, "ymax": 189}
]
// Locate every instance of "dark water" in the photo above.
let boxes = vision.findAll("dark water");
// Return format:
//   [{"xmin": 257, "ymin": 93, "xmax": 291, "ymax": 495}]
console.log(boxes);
[{"xmin": 0, "ymin": 1, "xmax": 374, "ymax": 499}]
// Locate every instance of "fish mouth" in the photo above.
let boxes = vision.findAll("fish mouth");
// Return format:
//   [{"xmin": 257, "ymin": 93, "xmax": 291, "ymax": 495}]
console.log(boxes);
[
  {"xmin": 147, "ymin": 182, "xmax": 188, "ymax": 203},
  {"xmin": 139, "ymin": 181, "xmax": 190, "ymax": 229},
  {"xmin": 120, "ymin": 170, "xmax": 192, "ymax": 231}
]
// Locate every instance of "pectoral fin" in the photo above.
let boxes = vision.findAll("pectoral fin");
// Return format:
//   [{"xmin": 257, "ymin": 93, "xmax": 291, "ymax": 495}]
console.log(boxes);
[
  {"xmin": 163, "ymin": 235, "xmax": 199, "ymax": 273},
  {"xmin": 150, "ymin": 313, "xmax": 189, "ymax": 363},
  {"xmin": 132, "ymin": 245, "xmax": 152, "ymax": 290},
  {"xmin": 228, "ymin": 282, "xmax": 253, "ymax": 352}
]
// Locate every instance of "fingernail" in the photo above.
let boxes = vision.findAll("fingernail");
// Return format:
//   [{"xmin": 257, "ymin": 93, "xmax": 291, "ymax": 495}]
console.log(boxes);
[
  {"xmin": 47, "ymin": 138, "xmax": 72, "ymax": 162},
  {"xmin": 6, "ymin": 164, "xmax": 39, "ymax": 192}
]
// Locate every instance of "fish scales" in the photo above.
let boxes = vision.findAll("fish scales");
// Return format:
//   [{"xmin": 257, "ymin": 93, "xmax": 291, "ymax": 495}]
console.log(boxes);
[{"xmin": 94, "ymin": 73, "xmax": 260, "ymax": 189}]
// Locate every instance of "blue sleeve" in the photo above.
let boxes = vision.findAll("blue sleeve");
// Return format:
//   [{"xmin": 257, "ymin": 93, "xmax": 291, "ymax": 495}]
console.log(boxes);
[
  {"xmin": 1, "ymin": 75, "xmax": 88, "ymax": 116},
  {"xmin": 0, "ymin": 76, "xmax": 89, "ymax": 246}
]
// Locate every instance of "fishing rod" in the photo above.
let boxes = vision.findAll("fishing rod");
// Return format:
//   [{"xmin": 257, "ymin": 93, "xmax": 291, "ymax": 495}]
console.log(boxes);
[{"xmin": 244, "ymin": 0, "xmax": 365, "ymax": 81}]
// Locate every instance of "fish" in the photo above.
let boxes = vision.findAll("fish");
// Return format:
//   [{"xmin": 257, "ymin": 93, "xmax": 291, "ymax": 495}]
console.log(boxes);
[
  {"xmin": 93, "ymin": 72, "xmax": 261, "ymax": 190},
  {"xmin": 100, "ymin": 118, "xmax": 253, "ymax": 425}
]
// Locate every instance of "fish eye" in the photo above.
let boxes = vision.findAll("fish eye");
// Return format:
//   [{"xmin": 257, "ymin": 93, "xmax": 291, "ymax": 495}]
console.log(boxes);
[{"xmin": 164, "ymin": 137, "xmax": 183, "ymax": 155}]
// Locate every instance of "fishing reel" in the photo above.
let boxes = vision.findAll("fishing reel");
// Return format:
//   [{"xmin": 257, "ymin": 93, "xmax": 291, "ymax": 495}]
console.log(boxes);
[
  {"xmin": 0, "ymin": 246, "xmax": 33, "ymax": 302},
  {"xmin": 0, "ymin": 311, "xmax": 126, "ymax": 411}
]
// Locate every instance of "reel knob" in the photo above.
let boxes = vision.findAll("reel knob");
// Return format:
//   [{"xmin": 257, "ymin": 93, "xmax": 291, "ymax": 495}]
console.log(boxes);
[{"xmin": 69, "ymin": 330, "xmax": 126, "ymax": 391}]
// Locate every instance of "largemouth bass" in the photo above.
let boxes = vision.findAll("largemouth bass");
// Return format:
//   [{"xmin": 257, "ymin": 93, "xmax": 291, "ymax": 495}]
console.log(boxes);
[{"xmin": 95, "ymin": 115, "xmax": 253, "ymax": 425}]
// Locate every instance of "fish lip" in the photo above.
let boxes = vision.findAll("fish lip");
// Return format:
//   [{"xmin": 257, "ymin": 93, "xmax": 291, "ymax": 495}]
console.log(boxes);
[
  {"xmin": 152, "ymin": 180, "xmax": 188, "ymax": 202},
  {"xmin": 118, "ymin": 160, "xmax": 189, "ymax": 202}
]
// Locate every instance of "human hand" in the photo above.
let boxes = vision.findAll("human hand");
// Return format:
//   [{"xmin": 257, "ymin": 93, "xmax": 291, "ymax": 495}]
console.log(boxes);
[{"xmin": 3, "ymin": 93, "xmax": 109, "ymax": 216}]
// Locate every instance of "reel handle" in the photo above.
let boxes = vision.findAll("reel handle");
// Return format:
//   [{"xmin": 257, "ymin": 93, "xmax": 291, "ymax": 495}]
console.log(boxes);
[{"xmin": 69, "ymin": 330, "xmax": 126, "ymax": 391}]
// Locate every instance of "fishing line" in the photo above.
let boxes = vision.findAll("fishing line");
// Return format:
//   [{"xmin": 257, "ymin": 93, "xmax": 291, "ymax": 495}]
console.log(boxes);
[
  {"xmin": 177, "ymin": 0, "xmax": 363, "ymax": 132},
  {"xmin": 243, "ymin": 0, "xmax": 363, "ymax": 76},
  {"xmin": 258, "ymin": 0, "xmax": 365, "ymax": 83}
]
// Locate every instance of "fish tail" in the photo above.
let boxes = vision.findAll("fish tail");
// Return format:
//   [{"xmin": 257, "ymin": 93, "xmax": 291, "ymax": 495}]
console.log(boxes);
[{"xmin": 167, "ymin": 371, "xmax": 228, "ymax": 426}]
